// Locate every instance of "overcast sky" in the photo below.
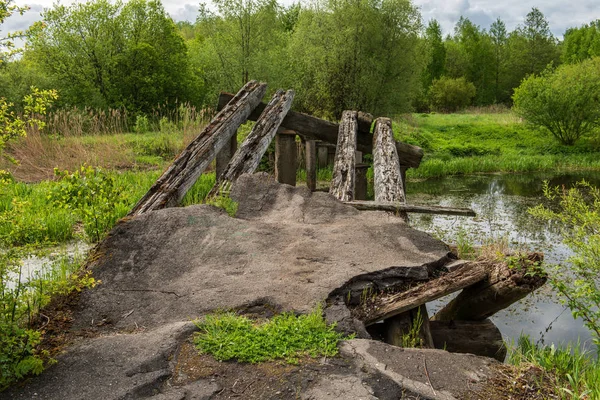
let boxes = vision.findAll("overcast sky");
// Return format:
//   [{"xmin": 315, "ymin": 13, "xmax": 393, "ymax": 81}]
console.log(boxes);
[{"xmin": 4, "ymin": 0, "xmax": 600, "ymax": 39}]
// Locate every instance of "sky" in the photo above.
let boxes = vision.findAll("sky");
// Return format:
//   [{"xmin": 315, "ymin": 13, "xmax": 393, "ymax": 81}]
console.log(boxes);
[{"xmin": 4, "ymin": 0, "xmax": 600, "ymax": 39}]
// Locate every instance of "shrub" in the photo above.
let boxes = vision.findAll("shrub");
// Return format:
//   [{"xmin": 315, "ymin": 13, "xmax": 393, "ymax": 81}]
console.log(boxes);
[
  {"xmin": 513, "ymin": 57, "xmax": 600, "ymax": 145},
  {"xmin": 428, "ymin": 77, "xmax": 476, "ymax": 113},
  {"xmin": 529, "ymin": 181, "xmax": 600, "ymax": 346},
  {"xmin": 134, "ymin": 115, "xmax": 150, "ymax": 133}
]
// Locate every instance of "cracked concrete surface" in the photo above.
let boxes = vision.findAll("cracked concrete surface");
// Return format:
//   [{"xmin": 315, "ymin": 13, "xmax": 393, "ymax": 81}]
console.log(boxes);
[{"xmin": 5, "ymin": 174, "xmax": 500, "ymax": 400}]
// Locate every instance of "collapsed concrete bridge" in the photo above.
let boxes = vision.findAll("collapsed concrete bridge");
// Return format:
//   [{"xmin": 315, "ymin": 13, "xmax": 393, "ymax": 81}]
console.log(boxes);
[{"xmin": 7, "ymin": 81, "xmax": 546, "ymax": 400}]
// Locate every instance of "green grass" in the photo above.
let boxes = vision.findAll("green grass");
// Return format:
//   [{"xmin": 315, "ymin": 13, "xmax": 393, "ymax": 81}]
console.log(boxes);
[
  {"xmin": 193, "ymin": 306, "xmax": 348, "ymax": 364},
  {"xmin": 508, "ymin": 335, "xmax": 600, "ymax": 399},
  {"xmin": 394, "ymin": 112, "xmax": 600, "ymax": 179}
]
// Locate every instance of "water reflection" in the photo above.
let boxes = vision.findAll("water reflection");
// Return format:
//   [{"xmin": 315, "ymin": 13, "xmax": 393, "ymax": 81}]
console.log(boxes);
[{"xmin": 408, "ymin": 172, "xmax": 600, "ymax": 349}]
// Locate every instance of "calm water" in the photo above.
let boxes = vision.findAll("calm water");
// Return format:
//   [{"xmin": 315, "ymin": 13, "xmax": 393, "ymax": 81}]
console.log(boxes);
[{"xmin": 407, "ymin": 172, "xmax": 600, "ymax": 349}]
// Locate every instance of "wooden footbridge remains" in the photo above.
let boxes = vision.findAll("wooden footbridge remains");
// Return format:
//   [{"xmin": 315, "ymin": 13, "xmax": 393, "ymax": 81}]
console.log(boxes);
[{"xmin": 128, "ymin": 81, "xmax": 546, "ymax": 361}]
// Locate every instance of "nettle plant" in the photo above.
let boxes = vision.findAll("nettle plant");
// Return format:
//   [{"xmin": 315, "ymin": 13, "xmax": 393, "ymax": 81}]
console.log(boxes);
[{"xmin": 50, "ymin": 165, "xmax": 129, "ymax": 242}]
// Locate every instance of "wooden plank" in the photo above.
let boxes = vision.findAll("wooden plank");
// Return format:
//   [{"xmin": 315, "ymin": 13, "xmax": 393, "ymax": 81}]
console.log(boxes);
[
  {"xmin": 432, "ymin": 253, "xmax": 547, "ymax": 321},
  {"xmin": 217, "ymin": 92, "xmax": 424, "ymax": 168},
  {"xmin": 306, "ymin": 140, "xmax": 317, "ymax": 191},
  {"xmin": 209, "ymin": 89, "xmax": 295, "ymax": 198},
  {"xmin": 275, "ymin": 130, "xmax": 297, "ymax": 186},
  {"xmin": 373, "ymin": 117, "xmax": 405, "ymax": 204},
  {"xmin": 363, "ymin": 263, "xmax": 488, "ymax": 326},
  {"xmin": 216, "ymin": 135, "xmax": 237, "ymax": 178},
  {"xmin": 129, "ymin": 81, "xmax": 267, "ymax": 216},
  {"xmin": 329, "ymin": 110, "xmax": 358, "ymax": 201},
  {"xmin": 354, "ymin": 164, "xmax": 369, "ymax": 201},
  {"xmin": 344, "ymin": 201, "xmax": 476, "ymax": 217}
]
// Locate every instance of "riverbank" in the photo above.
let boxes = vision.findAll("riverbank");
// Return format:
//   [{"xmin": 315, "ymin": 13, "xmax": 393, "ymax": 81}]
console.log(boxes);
[{"xmin": 395, "ymin": 111, "xmax": 600, "ymax": 179}]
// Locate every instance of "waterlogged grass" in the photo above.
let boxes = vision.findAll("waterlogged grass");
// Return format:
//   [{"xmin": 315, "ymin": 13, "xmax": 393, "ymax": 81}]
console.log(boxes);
[
  {"xmin": 508, "ymin": 335, "xmax": 600, "ymax": 399},
  {"xmin": 193, "ymin": 306, "xmax": 348, "ymax": 364},
  {"xmin": 394, "ymin": 112, "xmax": 600, "ymax": 178}
]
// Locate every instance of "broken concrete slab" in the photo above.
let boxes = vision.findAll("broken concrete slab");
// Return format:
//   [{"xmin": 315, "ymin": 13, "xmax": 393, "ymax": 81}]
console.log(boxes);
[{"xmin": 7, "ymin": 174, "xmax": 504, "ymax": 400}]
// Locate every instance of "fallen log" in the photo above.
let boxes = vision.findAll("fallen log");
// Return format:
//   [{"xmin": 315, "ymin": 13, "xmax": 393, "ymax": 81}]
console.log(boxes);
[
  {"xmin": 433, "ymin": 253, "xmax": 546, "ymax": 321},
  {"xmin": 363, "ymin": 263, "xmax": 488, "ymax": 326},
  {"xmin": 344, "ymin": 201, "xmax": 476, "ymax": 217},
  {"xmin": 208, "ymin": 89, "xmax": 295, "ymax": 198},
  {"xmin": 329, "ymin": 110, "xmax": 358, "ymax": 201},
  {"xmin": 217, "ymin": 92, "xmax": 424, "ymax": 168},
  {"xmin": 129, "ymin": 81, "xmax": 267, "ymax": 216},
  {"xmin": 373, "ymin": 118, "xmax": 405, "ymax": 204},
  {"xmin": 429, "ymin": 319, "xmax": 507, "ymax": 362}
]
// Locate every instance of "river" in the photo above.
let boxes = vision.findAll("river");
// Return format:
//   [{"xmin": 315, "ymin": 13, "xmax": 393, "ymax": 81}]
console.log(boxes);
[{"xmin": 407, "ymin": 172, "xmax": 600, "ymax": 350}]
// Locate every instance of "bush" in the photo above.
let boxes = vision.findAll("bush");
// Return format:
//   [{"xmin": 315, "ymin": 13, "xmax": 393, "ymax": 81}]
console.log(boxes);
[
  {"xmin": 428, "ymin": 77, "xmax": 476, "ymax": 113},
  {"xmin": 134, "ymin": 115, "xmax": 150, "ymax": 133},
  {"xmin": 513, "ymin": 57, "xmax": 600, "ymax": 145},
  {"xmin": 529, "ymin": 181, "xmax": 600, "ymax": 346}
]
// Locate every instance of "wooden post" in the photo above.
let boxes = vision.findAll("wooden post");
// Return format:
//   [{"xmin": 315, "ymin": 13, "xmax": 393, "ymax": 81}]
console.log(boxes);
[
  {"xmin": 317, "ymin": 144, "xmax": 328, "ymax": 169},
  {"xmin": 216, "ymin": 135, "xmax": 237, "ymax": 178},
  {"xmin": 275, "ymin": 130, "xmax": 297, "ymax": 186},
  {"xmin": 329, "ymin": 110, "xmax": 358, "ymax": 201},
  {"xmin": 400, "ymin": 166, "xmax": 408, "ymax": 198},
  {"xmin": 129, "ymin": 81, "xmax": 267, "ymax": 216},
  {"xmin": 354, "ymin": 163, "xmax": 369, "ymax": 201},
  {"xmin": 209, "ymin": 89, "xmax": 295, "ymax": 198},
  {"xmin": 373, "ymin": 118, "xmax": 405, "ymax": 204},
  {"xmin": 306, "ymin": 140, "xmax": 317, "ymax": 191},
  {"xmin": 384, "ymin": 305, "xmax": 434, "ymax": 349}
]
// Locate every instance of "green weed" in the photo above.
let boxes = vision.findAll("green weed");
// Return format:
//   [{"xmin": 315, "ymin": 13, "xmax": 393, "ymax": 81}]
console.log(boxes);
[{"xmin": 193, "ymin": 305, "xmax": 348, "ymax": 364}]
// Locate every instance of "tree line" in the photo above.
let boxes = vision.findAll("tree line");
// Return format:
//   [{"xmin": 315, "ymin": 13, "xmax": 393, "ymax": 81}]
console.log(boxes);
[{"xmin": 1, "ymin": 0, "xmax": 600, "ymax": 118}]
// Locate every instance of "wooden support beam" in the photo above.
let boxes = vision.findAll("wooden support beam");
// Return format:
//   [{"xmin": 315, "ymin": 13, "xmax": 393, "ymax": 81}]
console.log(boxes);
[
  {"xmin": 430, "ymin": 319, "xmax": 507, "ymax": 362},
  {"xmin": 275, "ymin": 130, "xmax": 297, "ymax": 186},
  {"xmin": 317, "ymin": 145, "xmax": 329, "ymax": 169},
  {"xmin": 433, "ymin": 253, "xmax": 546, "ymax": 321},
  {"xmin": 344, "ymin": 201, "xmax": 476, "ymax": 217},
  {"xmin": 354, "ymin": 164, "xmax": 369, "ymax": 201},
  {"xmin": 217, "ymin": 92, "xmax": 424, "ymax": 168},
  {"xmin": 363, "ymin": 263, "xmax": 488, "ymax": 326},
  {"xmin": 329, "ymin": 110, "xmax": 358, "ymax": 201},
  {"xmin": 209, "ymin": 89, "xmax": 295, "ymax": 198},
  {"xmin": 306, "ymin": 140, "xmax": 317, "ymax": 191},
  {"xmin": 129, "ymin": 81, "xmax": 267, "ymax": 216},
  {"xmin": 373, "ymin": 117, "xmax": 405, "ymax": 204},
  {"xmin": 216, "ymin": 135, "xmax": 237, "ymax": 178}
]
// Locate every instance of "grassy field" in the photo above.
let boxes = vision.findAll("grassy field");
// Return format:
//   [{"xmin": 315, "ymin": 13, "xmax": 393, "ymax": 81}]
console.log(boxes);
[{"xmin": 395, "ymin": 110, "xmax": 600, "ymax": 179}]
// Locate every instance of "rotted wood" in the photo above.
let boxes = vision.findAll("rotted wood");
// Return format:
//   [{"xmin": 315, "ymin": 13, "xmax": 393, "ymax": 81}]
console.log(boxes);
[
  {"xmin": 306, "ymin": 140, "xmax": 317, "ymax": 191},
  {"xmin": 344, "ymin": 201, "xmax": 476, "ymax": 217},
  {"xmin": 217, "ymin": 92, "xmax": 424, "ymax": 168},
  {"xmin": 208, "ymin": 89, "xmax": 295, "ymax": 198},
  {"xmin": 216, "ymin": 135, "xmax": 237, "ymax": 178},
  {"xmin": 354, "ymin": 164, "xmax": 369, "ymax": 201},
  {"xmin": 433, "ymin": 253, "xmax": 547, "ymax": 321},
  {"xmin": 275, "ymin": 130, "xmax": 297, "ymax": 186},
  {"xmin": 384, "ymin": 305, "xmax": 434, "ymax": 349},
  {"xmin": 129, "ymin": 81, "xmax": 267, "ymax": 216},
  {"xmin": 430, "ymin": 319, "xmax": 507, "ymax": 362},
  {"xmin": 329, "ymin": 110, "xmax": 358, "ymax": 201},
  {"xmin": 373, "ymin": 117, "xmax": 405, "ymax": 204},
  {"xmin": 363, "ymin": 262, "xmax": 488, "ymax": 326}
]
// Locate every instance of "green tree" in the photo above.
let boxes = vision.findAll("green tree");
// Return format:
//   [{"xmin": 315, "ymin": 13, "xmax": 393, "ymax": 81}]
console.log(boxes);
[
  {"xmin": 428, "ymin": 76, "xmax": 476, "ymax": 112},
  {"xmin": 562, "ymin": 20, "xmax": 600, "ymax": 64},
  {"xmin": 29, "ymin": 0, "xmax": 196, "ymax": 112},
  {"xmin": 288, "ymin": 0, "xmax": 425, "ymax": 118},
  {"xmin": 423, "ymin": 19, "xmax": 446, "ymax": 89},
  {"xmin": 489, "ymin": 18, "xmax": 509, "ymax": 103},
  {"xmin": 513, "ymin": 57, "xmax": 600, "ymax": 145}
]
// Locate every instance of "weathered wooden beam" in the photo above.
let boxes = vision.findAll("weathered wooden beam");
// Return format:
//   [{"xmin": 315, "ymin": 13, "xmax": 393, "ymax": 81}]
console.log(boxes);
[
  {"xmin": 129, "ymin": 81, "xmax": 267, "ymax": 216},
  {"xmin": 275, "ymin": 130, "xmax": 297, "ymax": 186},
  {"xmin": 354, "ymin": 164, "xmax": 369, "ymax": 201},
  {"xmin": 430, "ymin": 319, "xmax": 507, "ymax": 362},
  {"xmin": 306, "ymin": 140, "xmax": 317, "ymax": 191},
  {"xmin": 216, "ymin": 135, "xmax": 237, "ymax": 178},
  {"xmin": 329, "ymin": 110, "xmax": 358, "ymax": 201},
  {"xmin": 363, "ymin": 263, "xmax": 488, "ymax": 326},
  {"xmin": 217, "ymin": 92, "xmax": 424, "ymax": 168},
  {"xmin": 433, "ymin": 253, "xmax": 547, "ymax": 321},
  {"xmin": 209, "ymin": 89, "xmax": 295, "ymax": 198},
  {"xmin": 344, "ymin": 201, "xmax": 476, "ymax": 217},
  {"xmin": 373, "ymin": 117, "xmax": 405, "ymax": 204}
]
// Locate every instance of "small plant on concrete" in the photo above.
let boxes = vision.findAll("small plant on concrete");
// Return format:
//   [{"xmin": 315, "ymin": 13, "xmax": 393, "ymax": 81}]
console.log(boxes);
[
  {"xmin": 205, "ymin": 194, "xmax": 238, "ymax": 217},
  {"xmin": 193, "ymin": 305, "xmax": 348, "ymax": 364},
  {"xmin": 401, "ymin": 307, "xmax": 424, "ymax": 348}
]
